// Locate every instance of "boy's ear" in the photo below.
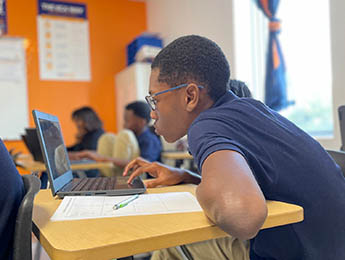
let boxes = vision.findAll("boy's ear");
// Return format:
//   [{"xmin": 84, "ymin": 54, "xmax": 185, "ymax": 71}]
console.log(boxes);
[{"xmin": 185, "ymin": 84, "xmax": 200, "ymax": 112}]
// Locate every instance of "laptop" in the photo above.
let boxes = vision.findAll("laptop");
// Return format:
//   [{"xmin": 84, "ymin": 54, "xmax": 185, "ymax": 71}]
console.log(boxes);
[
  {"xmin": 32, "ymin": 110, "xmax": 146, "ymax": 198},
  {"xmin": 22, "ymin": 128, "xmax": 44, "ymax": 162},
  {"xmin": 22, "ymin": 127, "xmax": 94, "ymax": 165}
]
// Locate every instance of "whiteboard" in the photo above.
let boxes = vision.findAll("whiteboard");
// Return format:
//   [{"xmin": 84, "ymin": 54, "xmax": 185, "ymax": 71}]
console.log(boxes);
[{"xmin": 0, "ymin": 38, "xmax": 28, "ymax": 140}]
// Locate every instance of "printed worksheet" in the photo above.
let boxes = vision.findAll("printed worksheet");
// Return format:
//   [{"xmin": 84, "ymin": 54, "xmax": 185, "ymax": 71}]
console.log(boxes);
[{"xmin": 51, "ymin": 192, "xmax": 203, "ymax": 221}]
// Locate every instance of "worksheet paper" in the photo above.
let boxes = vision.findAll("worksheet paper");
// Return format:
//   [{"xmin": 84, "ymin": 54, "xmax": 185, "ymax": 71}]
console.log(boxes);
[{"xmin": 51, "ymin": 192, "xmax": 203, "ymax": 221}]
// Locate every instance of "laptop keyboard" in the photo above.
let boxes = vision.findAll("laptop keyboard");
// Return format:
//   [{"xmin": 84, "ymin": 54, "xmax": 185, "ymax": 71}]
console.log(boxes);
[{"xmin": 61, "ymin": 177, "xmax": 118, "ymax": 192}]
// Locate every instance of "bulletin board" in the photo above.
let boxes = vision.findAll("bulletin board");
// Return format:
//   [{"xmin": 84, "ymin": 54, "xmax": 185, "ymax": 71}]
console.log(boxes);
[{"xmin": 0, "ymin": 37, "xmax": 28, "ymax": 140}]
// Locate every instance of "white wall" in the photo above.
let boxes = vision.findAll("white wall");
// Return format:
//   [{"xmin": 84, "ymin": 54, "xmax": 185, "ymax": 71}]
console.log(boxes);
[
  {"xmin": 317, "ymin": 0, "xmax": 345, "ymax": 149},
  {"xmin": 146, "ymin": 0, "xmax": 235, "ymax": 151},
  {"xmin": 146, "ymin": 0, "xmax": 345, "ymax": 150},
  {"xmin": 146, "ymin": 0, "xmax": 236, "ymax": 75}
]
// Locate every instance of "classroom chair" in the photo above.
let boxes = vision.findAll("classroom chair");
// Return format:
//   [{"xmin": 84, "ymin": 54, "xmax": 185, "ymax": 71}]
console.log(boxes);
[
  {"xmin": 326, "ymin": 149, "xmax": 345, "ymax": 177},
  {"xmin": 13, "ymin": 174, "xmax": 41, "ymax": 260},
  {"xmin": 97, "ymin": 130, "xmax": 140, "ymax": 177},
  {"xmin": 97, "ymin": 132, "xmax": 117, "ymax": 177},
  {"xmin": 338, "ymin": 105, "xmax": 345, "ymax": 151},
  {"xmin": 97, "ymin": 132, "xmax": 117, "ymax": 158}
]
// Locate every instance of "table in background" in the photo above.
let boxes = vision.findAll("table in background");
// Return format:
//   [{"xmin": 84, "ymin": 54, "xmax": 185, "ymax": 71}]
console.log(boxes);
[
  {"xmin": 161, "ymin": 151, "xmax": 195, "ymax": 170},
  {"xmin": 161, "ymin": 151, "xmax": 193, "ymax": 160},
  {"xmin": 32, "ymin": 184, "xmax": 304, "ymax": 260},
  {"xmin": 16, "ymin": 154, "xmax": 113, "ymax": 173}
]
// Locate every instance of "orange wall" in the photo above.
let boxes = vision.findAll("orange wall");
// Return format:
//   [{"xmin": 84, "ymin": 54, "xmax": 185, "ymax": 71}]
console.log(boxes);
[{"xmin": 4, "ymin": 0, "xmax": 147, "ymax": 151}]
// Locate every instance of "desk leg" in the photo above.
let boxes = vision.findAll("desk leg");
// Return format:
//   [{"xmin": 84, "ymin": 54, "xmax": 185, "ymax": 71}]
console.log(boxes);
[
  {"xmin": 32, "ymin": 222, "xmax": 42, "ymax": 260},
  {"xmin": 176, "ymin": 245, "xmax": 193, "ymax": 260},
  {"xmin": 33, "ymin": 242, "xmax": 42, "ymax": 260}
]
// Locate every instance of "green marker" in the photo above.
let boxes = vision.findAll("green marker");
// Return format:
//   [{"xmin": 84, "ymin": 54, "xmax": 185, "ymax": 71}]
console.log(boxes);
[{"xmin": 113, "ymin": 194, "xmax": 139, "ymax": 210}]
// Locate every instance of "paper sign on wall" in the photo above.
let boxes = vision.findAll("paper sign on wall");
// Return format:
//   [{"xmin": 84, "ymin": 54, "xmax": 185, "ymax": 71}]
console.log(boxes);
[
  {"xmin": 0, "ymin": 0, "xmax": 7, "ymax": 36},
  {"xmin": 37, "ymin": 0, "xmax": 91, "ymax": 81}
]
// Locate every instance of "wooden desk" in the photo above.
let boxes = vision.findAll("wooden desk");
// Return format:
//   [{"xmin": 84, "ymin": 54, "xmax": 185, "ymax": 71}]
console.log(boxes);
[
  {"xmin": 33, "ymin": 184, "xmax": 303, "ymax": 260},
  {"xmin": 161, "ymin": 151, "xmax": 193, "ymax": 160},
  {"xmin": 16, "ymin": 154, "xmax": 113, "ymax": 172}
]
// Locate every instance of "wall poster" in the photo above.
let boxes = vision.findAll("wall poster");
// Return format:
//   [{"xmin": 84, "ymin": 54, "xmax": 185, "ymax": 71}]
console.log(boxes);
[{"xmin": 37, "ymin": 0, "xmax": 91, "ymax": 81}]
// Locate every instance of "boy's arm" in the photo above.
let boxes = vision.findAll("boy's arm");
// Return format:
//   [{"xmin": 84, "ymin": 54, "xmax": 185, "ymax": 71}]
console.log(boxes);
[{"xmin": 196, "ymin": 150, "xmax": 267, "ymax": 240}]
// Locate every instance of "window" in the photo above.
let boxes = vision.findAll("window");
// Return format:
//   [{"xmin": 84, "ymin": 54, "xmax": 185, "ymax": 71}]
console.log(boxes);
[{"xmin": 233, "ymin": 0, "xmax": 333, "ymax": 137}]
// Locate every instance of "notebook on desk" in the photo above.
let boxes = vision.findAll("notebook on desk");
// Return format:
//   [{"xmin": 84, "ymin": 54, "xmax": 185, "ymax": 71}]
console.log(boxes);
[{"xmin": 32, "ymin": 110, "xmax": 146, "ymax": 199}]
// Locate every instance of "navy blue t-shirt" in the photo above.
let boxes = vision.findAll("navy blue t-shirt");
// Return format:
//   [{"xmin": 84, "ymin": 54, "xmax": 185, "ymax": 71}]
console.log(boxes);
[
  {"xmin": 137, "ymin": 127, "xmax": 162, "ymax": 162},
  {"xmin": 188, "ymin": 91, "xmax": 345, "ymax": 260},
  {"xmin": 0, "ymin": 139, "xmax": 25, "ymax": 260}
]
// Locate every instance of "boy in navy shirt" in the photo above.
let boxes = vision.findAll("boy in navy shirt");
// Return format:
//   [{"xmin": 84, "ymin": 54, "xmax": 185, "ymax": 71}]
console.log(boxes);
[
  {"xmin": 0, "ymin": 139, "xmax": 25, "ymax": 260},
  {"xmin": 74, "ymin": 101, "xmax": 162, "ymax": 172},
  {"xmin": 124, "ymin": 101, "xmax": 162, "ymax": 163},
  {"xmin": 124, "ymin": 35, "xmax": 345, "ymax": 259}
]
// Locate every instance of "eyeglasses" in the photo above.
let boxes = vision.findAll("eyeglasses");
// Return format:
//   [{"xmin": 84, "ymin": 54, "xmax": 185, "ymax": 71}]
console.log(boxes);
[{"xmin": 145, "ymin": 83, "xmax": 204, "ymax": 110}]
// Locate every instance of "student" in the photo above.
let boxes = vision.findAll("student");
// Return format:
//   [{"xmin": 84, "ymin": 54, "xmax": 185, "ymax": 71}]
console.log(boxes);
[
  {"xmin": 124, "ymin": 35, "xmax": 345, "ymax": 259},
  {"xmin": 0, "ymin": 139, "xmax": 25, "ymax": 260},
  {"xmin": 40, "ymin": 107, "xmax": 104, "ymax": 185},
  {"xmin": 229, "ymin": 79, "xmax": 252, "ymax": 98},
  {"xmin": 65, "ymin": 106, "xmax": 105, "ymax": 178},
  {"xmin": 67, "ymin": 106, "xmax": 105, "ymax": 154},
  {"xmin": 125, "ymin": 101, "xmax": 162, "ymax": 163},
  {"xmin": 75, "ymin": 101, "xmax": 162, "ymax": 172},
  {"xmin": 175, "ymin": 79, "xmax": 252, "ymax": 170}
]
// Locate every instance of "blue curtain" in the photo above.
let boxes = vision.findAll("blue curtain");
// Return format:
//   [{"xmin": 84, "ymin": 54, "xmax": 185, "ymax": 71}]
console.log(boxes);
[{"xmin": 256, "ymin": 0, "xmax": 292, "ymax": 111}]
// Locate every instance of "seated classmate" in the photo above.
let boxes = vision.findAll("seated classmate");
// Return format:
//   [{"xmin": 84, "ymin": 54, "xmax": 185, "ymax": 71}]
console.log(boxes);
[
  {"xmin": 0, "ymin": 139, "xmax": 25, "ymax": 260},
  {"xmin": 123, "ymin": 35, "xmax": 345, "ymax": 259},
  {"xmin": 229, "ymin": 79, "xmax": 252, "ymax": 98},
  {"xmin": 67, "ymin": 106, "xmax": 105, "ymax": 154},
  {"xmin": 125, "ymin": 101, "xmax": 162, "ymax": 163},
  {"xmin": 67, "ymin": 106, "xmax": 105, "ymax": 178},
  {"xmin": 40, "ymin": 107, "xmax": 104, "ymax": 186},
  {"xmin": 75, "ymin": 101, "xmax": 162, "ymax": 174}
]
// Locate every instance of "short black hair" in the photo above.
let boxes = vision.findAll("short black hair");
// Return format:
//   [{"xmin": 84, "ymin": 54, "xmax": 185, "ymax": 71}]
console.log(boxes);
[
  {"xmin": 72, "ymin": 106, "xmax": 103, "ymax": 132},
  {"xmin": 126, "ymin": 101, "xmax": 151, "ymax": 123},
  {"xmin": 229, "ymin": 79, "xmax": 252, "ymax": 98},
  {"xmin": 151, "ymin": 35, "xmax": 230, "ymax": 101}
]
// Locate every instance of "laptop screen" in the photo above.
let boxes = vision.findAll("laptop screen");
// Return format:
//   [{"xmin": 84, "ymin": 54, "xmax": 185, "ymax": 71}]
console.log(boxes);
[
  {"xmin": 33, "ymin": 110, "xmax": 74, "ymax": 195},
  {"xmin": 38, "ymin": 118, "xmax": 70, "ymax": 179}
]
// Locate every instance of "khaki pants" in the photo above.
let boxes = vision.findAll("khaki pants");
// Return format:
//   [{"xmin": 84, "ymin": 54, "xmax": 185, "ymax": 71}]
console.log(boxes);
[{"xmin": 151, "ymin": 236, "xmax": 249, "ymax": 260}]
